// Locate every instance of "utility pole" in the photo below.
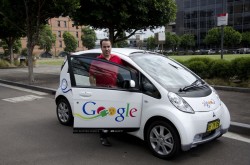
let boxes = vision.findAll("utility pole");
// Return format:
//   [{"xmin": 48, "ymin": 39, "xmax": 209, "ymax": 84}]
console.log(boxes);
[{"xmin": 220, "ymin": 0, "xmax": 225, "ymax": 60}]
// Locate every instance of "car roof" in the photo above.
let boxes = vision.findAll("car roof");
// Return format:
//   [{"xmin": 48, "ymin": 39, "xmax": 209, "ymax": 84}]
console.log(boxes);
[{"xmin": 72, "ymin": 48, "xmax": 146, "ymax": 56}]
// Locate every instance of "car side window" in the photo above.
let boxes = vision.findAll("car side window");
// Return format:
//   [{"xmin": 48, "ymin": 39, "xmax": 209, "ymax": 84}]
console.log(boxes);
[
  {"xmin": 71, "ymin": 57, "xmax": 92, "ymax": 86},
  {"xmin": 70, "ymin": 57, "xmax": 135, "ymax": 90},
  {"xmin": 142, "ymin": 75, "xmax": 161, "ymax": 99}
]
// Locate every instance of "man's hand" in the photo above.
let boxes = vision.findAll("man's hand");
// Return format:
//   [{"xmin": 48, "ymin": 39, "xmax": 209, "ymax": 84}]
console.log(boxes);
[{"xmin": 89, "ymin": 75, "xmax": 96, "ymax": 86}]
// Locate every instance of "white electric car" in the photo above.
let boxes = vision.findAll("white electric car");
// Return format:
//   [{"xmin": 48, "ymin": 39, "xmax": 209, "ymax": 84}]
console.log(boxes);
[{"xmin": 55, "ymin": 48, "xmax": 230, "ymax": 159}]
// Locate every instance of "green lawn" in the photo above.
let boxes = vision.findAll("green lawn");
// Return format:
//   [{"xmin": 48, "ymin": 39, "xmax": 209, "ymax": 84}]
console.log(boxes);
[
  {"xmin": 169, "ymin": 54, "xmax": 250, "ymax": 61},
  {"xmin": 36, "ymin": 58, "xmax": 65, "ymax": 66}
]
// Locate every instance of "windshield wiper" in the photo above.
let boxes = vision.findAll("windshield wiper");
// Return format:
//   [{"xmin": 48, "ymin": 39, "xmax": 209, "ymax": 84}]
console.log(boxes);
[{"xmin": 179, "ymin": 80, "xmax": 201, "ymax": 92}]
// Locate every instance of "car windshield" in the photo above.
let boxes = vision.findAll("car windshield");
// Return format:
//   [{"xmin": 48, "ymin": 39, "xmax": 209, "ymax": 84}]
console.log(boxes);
[{"xmin": 130, "ymin": 54, "xmax": 198, "ymax": 90}]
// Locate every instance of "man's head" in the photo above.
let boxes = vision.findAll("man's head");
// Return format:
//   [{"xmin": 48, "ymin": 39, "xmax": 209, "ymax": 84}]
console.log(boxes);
[{"xmin": 100, "ymin": 38, "xmax": 112, "ymax": 59}]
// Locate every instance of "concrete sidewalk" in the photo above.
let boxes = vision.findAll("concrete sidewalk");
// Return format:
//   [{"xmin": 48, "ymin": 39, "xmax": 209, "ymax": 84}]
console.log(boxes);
[{"xmin": 0, "ymin": 65, "xmax": 249, "ymax": 136}]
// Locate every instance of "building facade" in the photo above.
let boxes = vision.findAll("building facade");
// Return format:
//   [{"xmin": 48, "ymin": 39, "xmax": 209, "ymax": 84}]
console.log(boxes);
[
  {"xmin": 21, "ymin": 16, "xmax": 86, "ymax": 57},
  {"xmin": 175, "ymin": 0, "xmax": 250, "ymax": 48}
]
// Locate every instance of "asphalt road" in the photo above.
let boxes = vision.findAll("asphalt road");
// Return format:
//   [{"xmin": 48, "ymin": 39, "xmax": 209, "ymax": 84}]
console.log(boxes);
[{"xmin": 0, "ymin": 84, "xmax": 249, "ymax": 165}]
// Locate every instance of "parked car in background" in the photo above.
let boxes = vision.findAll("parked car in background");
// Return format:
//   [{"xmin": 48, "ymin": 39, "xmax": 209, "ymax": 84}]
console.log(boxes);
[
  {"xmin": 218, "ymin": 49, "xmax": 228, "ymax": 54},
  {"xmin": 58, "ymin": 51, "xmax": 68, "ymax": 57},
  {"xmin": 208, "ymin": 49, "xmax": 216, "ymax": 55},
  {"xmin": 237, "ymin": 48, "xmax": 250, "ymax": 54},
  {"xmin": 55, "ymin": 48, "xmax": 230, "ymax": 159},
  {"xmin": 40, "ymin": 52, "xmax": 53, "ymax": 58},
  {"xmin": 199, "ymin": 49, "xmax": 210, "ymax": 55}
]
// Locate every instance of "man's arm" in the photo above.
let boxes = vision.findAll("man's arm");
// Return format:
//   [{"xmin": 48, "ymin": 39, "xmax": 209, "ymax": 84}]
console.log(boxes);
[{"xmin": 89, "ymin": 74, "xmax": 96, "ymax": 86}]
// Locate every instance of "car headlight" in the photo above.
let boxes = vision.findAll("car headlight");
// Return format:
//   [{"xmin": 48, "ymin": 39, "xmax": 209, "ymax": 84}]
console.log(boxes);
[{"xmin": 168, "ymin": 92, "xmax": 195, "ymax": 114}]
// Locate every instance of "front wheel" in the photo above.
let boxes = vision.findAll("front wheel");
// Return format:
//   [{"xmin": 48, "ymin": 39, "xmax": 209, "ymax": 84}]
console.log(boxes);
[
  {"xmin": 56, "ymin": 98, "xmax": 73, "ymax": 126},
  {"xmin": 146, "ymin": 121, "xmax": 180, "ymax": 159}
]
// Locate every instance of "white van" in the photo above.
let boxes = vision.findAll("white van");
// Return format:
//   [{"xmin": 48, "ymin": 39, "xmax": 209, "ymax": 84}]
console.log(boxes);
[{"xmin": 55, "ymin": 48, "xmax": 230, "ymax": 159}]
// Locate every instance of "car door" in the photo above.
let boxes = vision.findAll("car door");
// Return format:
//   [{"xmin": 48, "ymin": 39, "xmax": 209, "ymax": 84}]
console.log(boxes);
[{"xmin": 68, "ymin": 55, "xmax": 143, "ymax": 131}]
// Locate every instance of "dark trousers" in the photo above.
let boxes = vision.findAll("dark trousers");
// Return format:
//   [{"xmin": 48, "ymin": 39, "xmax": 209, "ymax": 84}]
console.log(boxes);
[{"xmin": 100, "ymin": 129, "xmax": 109, "ymax": 138}]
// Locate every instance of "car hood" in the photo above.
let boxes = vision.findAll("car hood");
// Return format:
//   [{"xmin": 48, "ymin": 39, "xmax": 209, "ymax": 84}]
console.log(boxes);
[{"xmin": 183, "ymin": 91, "xmax": 221, "ymax": 112}]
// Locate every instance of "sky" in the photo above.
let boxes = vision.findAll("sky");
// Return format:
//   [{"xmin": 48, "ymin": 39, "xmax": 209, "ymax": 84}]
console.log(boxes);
[{"xmin": 95, "ymin": 26, "xmax": 165, "ymax": 40}]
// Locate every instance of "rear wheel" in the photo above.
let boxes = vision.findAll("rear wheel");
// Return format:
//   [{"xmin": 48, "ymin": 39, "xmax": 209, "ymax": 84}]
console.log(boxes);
[
  {"xmin": 146, "ymin": 121, "xmax": 180, "ymax": 159},
  {"xmin": 56, "ymin": 98, "xmax": 73, "ymax": 126}
]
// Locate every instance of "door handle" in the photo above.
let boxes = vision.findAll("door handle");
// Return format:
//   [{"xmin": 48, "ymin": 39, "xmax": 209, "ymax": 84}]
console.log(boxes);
[{"xmin": 79, "ymin": 92, "xmax": 92, "ymax": 97}]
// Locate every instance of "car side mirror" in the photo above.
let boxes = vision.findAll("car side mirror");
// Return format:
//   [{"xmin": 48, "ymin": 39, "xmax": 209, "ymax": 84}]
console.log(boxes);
[{"xmin": 122, "ymin": 80, "xmax": 136, "ymax": 89}]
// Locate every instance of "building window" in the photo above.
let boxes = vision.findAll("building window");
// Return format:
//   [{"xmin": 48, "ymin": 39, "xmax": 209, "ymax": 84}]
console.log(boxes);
[
  {"xmin": 58, "ymin": 31, "xmax": 61, "ymax": 37},
  {"xmin": 76, "ymin": 32, "xmax": 79, "ymax": 38},
  {"xmin": 57, "ymin": 21, "xmax": 60, "ymax": 27},
  {"xmin": 227, "ymin": 5, "xmax": 233, "ymax": 14},
  {"xmin": 245, "ymin": 16, "xmax": 250, "ymax": 24},
  {"xmin": 200, "ymin": 21, "xmax": 206, "ymax": 28},
  {"xmin": 64, "ymin": 21, "xmax": 67, "ymax": 27},
  {"xmin": 200, "ymin": 10, "xmax": 206, "ymax": 17},
  {"xmin": 207, "ymin": 0, "xmax": 215, "ymax": 5},
  {"xmin": 184, "ymin": 0, "xmax": 190, "ymax": 8},
  {"xmin": 184, "ymin": 12, "xmax": 191, "ymax": 19},
  {"xmin": 244, "ymin": 3, "xmax": 250, "ymax": 12},
  {"xmin": 59, "ymin": 41, "xmax": 62, "ymax": 48},
  {"xmin": 200, "ymin": 0, "xmax": 206, "ymax": 6},
  {"xmin": 234, "ymin": 4, "xmax": 243, "ymax": 13}
]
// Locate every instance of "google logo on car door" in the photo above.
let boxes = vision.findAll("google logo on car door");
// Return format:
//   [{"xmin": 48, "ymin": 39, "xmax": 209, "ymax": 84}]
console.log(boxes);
[{"xmin": 81, "ymin": 101, "xmax": 138, "ymax": 122}]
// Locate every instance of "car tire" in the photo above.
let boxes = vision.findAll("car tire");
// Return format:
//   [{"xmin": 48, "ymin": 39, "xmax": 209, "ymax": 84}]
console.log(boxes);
[
  {"xmin": 56, "ymin": 98, "xmax": 73, "ymax": 126},
  {"xmin": 146, "ymin": 120, "xmax": 180, "ymax": 159}
]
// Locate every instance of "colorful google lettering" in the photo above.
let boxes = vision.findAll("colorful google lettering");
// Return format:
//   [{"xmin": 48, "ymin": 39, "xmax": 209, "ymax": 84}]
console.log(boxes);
[
  {"xmin": 202, "ymin": 99, "xmax": 215, "ymax": 108},
  {"xmin": 75, "ymin": 101, "xmax": 137, "ymax": 122}
]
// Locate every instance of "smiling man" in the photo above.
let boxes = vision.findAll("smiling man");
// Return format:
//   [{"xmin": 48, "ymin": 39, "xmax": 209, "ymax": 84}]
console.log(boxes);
[{"xmin": 89, "ymin": 38, "xmax": 124, "ymax": 146}]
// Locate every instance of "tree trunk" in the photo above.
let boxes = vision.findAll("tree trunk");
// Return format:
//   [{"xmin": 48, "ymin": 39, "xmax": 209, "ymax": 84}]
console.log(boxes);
[
  {"xmin": 5, "ymin": 37, "xmax": 14, "ymax": 64},
  {"xmin": 8, "ymin": 43, "xmax": 14, "ymax": 64},
  {"xmin": 27, "ymin": 37, "xmax": 35, "ymax": 84},
  {"xmin": 108, "ymin": 28, "xmax": 115, "ymax": 46}
]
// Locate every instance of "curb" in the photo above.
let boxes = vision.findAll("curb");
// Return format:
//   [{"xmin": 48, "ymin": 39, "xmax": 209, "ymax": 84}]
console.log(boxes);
[
  {"xmin": 229, "ymin": 122, "xmax": 250, "ymax": 136},
  {"xmin": 1, "ymin": 79, "xmax": 249, "ymax": 136},
  {"xmin": 0, "ymin": 79, "xmax": 56, "ymax": 95},
  {"xmin": 213, "ymin": 85, "xmax": 250, "ymax": 93}
]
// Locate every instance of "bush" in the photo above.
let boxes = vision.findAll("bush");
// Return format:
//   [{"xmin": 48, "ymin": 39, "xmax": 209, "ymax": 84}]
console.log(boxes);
[
  {"xmin": 14, "ymin": 60, "xmax": 20, "ymax": 66},
  {"xmin": 186, "ymin": 57, "xmax": 215, "ymax": 78},
  {"xmin": 187, "ymin": 57, "xmax": 215, "ymax": 67},
  {"xmin": 186, "ymin": 61, "xmax": 208, "ymax": 78},
  {"xmin": 210, "ymin": 60, "xmax": 232, "ymax": 79},
  {"xmin": 174, "ymin": 59, "xmax": 186, "ymax": 65},
  {"xmin": 0, "ymin": 59, "xmax": 11, "ymax": 67},
  {"xmin": 231, "ymin": 57, "xmax": 250, "ymax": 81}
]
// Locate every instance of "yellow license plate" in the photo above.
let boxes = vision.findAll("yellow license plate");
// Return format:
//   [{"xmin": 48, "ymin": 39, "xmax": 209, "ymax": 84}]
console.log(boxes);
[{"xmin": 206, "ymin": 119, "xmax": 220, "ymax": 132}]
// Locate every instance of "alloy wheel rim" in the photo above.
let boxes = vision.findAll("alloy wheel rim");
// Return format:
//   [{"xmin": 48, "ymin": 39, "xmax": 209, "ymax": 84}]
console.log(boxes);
[
  {"xmin": 58, "ymin": 102, "xmax": 69, "ymax": 122},
  {"xmin": 149, "ymin": 125, "xmax": 174, "ymax": 155}
]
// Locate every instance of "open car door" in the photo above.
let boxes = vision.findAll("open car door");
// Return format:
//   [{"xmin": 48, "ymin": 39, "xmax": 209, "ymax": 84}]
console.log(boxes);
[{"xmin": 68, "ymin": 55, "xmax": 142, "ymax": 132}]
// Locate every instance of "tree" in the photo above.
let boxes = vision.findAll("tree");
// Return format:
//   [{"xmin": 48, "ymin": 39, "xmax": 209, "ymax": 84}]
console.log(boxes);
[
  {"xmin": 0, "ymin": 0, "xmax": 25, "ymax": 64},
  {"xmin": 180, "ymin": 34, "xmax": 195, "ymax": 50},
  {"xmin": 146, "ymin": 36, "xmax": 156, "ymax": 50},
  {"xmin": 164, "ymin": 32, "xmax": 180, "ymax": 51},
  {"xmin": 241, "ymin": 31, "xmax": 250, "ymax": 47},
  {"xmin": 0, "ymin": 0, "xmax": 79, "ymax": 83},
  {"xmin": 63, "ymin": 32, "xmax": 78, "ymax": 52},
  {"xmin": 37, "ymin": 25, "xmax": 56, "ymax": 53},
  {"xmin": 224, "ymin": 27, "xmax": 242, "ymax": 47},
  {"xmin": 71, "ymin": 0, "xmax": 176, "ymax": 45},
  {"xmin": 204, "ymin": 26, "xmax": 242, "ymax": 48},
  {"xmin": 1, "ymin": 39, "xmax": 22, "ymax": 57},
  {"xmin": 81, "ymin": 26, "xmax": 97, "ymax": 49},
  {"xmin": 203, "ymin": 28, "xmax": 220, "ymax": 46},
  {"xmin": 116, "ymin": 31, "xmax": 128, "ymax": 48}
]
